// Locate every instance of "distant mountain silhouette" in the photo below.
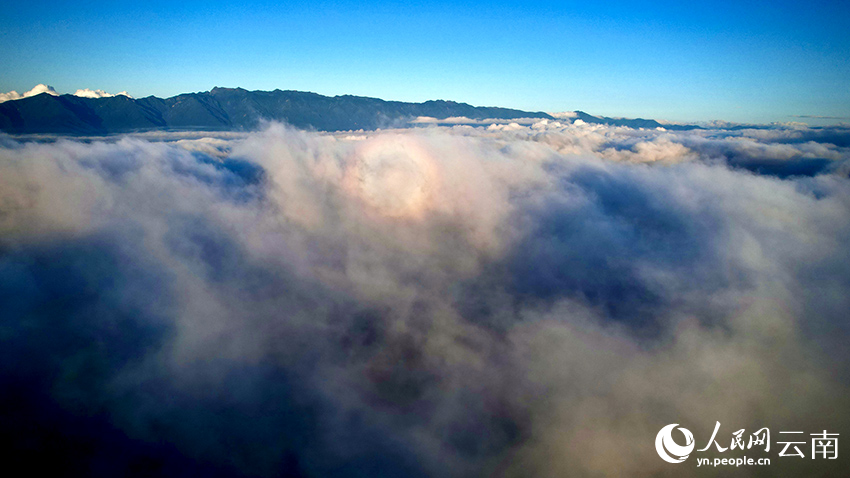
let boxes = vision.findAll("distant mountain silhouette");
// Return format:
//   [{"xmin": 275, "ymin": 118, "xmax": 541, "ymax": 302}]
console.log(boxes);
[{"xmin": 0, "ymin": 87, "xmax": 697, "ymax": 134}]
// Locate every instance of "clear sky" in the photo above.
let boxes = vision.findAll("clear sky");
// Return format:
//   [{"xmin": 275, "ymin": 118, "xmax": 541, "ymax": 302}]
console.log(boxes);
[{"xmin": 1, "ymin": 0, "xmax": 848, "ymax": 124}]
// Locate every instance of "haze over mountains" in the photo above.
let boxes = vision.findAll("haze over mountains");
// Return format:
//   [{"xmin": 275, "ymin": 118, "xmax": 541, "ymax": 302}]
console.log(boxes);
[{"xmin": 0, "ymin": 86, "xmax": 685, "ymax": 135}]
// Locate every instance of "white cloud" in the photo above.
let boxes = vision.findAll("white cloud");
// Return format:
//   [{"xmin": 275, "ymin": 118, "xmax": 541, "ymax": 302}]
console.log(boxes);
[
  {"xmin": 0, "ymin": 84, "xmax": 59, "ymax": 103},
  {"xmin": 548, "ymin": 111, "xmax": 578, "ymax": 119},
  {"xmin": 0, "ymin": 91, "xmax": 22, "ymax": 103},
  {"xmin": 411, "ymin": 115, "xmax": 543, "ymax": 126},
  {"xmin": 0, "ymin": 84, "xmax": 135, "ymax": 103},
  {"xmin": 73, "ymin": 88, "xmax": 133, "ymax": 99}
]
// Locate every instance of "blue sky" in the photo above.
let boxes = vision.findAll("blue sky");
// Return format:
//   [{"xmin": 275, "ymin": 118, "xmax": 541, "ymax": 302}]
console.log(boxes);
[{"xmin": 1, "ymin": 0, "xmax": 848, "ymax": 124}]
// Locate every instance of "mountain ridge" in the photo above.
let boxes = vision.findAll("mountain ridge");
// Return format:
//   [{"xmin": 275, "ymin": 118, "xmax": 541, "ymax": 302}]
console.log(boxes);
[{"xmin": 0, "ymin": 87, "xmax": 695, "ymax": 135}]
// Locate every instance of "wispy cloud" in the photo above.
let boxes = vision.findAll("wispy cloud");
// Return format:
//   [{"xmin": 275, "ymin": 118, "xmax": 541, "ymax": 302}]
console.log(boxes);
[{"xmin": 791, "ymin": 115, "xmax": 850, "ymax": 120}]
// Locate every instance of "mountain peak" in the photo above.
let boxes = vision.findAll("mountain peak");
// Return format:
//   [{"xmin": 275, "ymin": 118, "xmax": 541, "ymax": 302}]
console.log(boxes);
[{"xmin": 210, "ymin": 86, "xmax": 247, "ymax": 94}]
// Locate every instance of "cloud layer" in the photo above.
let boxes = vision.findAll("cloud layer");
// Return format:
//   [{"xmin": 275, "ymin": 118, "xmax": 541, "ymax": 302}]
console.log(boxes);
[{"xmin": 1, "ymin": 120, "xmax": 849, "ymax": 477}]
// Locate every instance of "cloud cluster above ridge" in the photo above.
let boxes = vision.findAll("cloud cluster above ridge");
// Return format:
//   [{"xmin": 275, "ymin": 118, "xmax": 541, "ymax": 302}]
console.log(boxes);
[
  {"xmin": 1, "ymin": 121, "xmax": 849, "ymax": 477},
  {"xmin": 0, "ymin": 83, "xmax": 58, "ymax": 102},
  {"xmin": 72, "ymin": 88, "xmax": 133, "ymax": 99},
  {"xmin": 0, "ymin": 84, "xmax": 131, "ymax": 102}
]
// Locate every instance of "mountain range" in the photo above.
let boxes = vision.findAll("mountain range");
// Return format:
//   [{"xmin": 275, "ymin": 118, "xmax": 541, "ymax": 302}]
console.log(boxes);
[{"xmin": 0, "ymin": 87, "xmax": 691, "ymax": 135}]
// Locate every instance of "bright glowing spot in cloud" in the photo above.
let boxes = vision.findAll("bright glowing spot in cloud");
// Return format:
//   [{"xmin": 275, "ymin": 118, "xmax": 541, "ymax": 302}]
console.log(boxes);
[{"xmin": 346, "ymin": 134, "xmax": 437, "ymax": 219}]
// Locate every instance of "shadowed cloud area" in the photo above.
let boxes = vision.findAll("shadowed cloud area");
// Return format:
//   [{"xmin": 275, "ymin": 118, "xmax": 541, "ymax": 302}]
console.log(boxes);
[{"xmin": 1, "ymin": 119, "xmax": 850, "ymax": 477}]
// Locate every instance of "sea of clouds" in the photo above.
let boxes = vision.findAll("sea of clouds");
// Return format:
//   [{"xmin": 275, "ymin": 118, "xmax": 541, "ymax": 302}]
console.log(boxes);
[{"xmin": 1, "ymin": 119, "xmax": 849, "ymax": 477}]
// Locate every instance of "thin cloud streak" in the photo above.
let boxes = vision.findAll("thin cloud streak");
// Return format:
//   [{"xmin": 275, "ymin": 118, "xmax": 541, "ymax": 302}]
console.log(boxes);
[{"xmin": 791, "ymin": 115, "xmax": 850, "ymax": 120}]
